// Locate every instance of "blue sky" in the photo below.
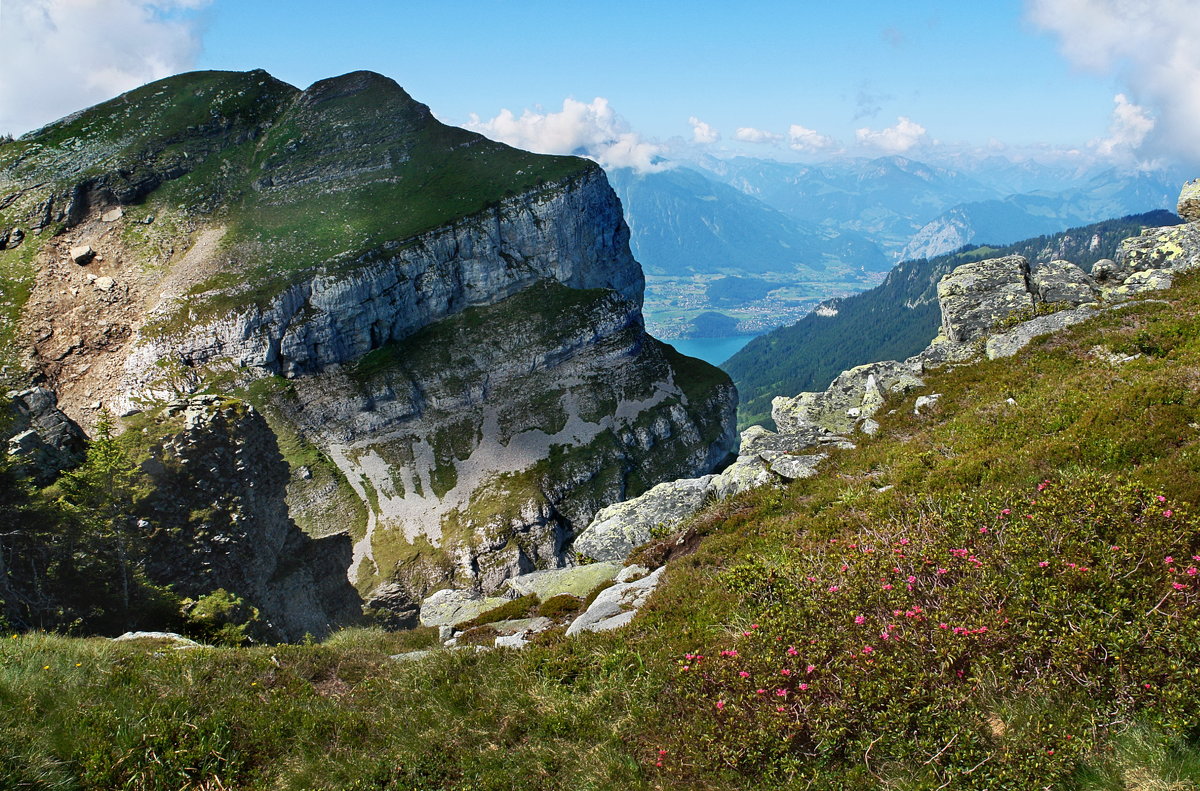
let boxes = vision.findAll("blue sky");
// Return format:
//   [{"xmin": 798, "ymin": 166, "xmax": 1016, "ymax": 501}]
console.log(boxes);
[
  {"xmin": 191, "ymin": 1, "xmax": 1112, "ymax": 147},
  {"xmin": 3, "ymin": 1, "xmax": 1198, "ymax": 168}
]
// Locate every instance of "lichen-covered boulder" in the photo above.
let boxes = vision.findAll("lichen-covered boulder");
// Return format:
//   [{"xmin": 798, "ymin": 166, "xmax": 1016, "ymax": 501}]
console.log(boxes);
[
  {"xmin": 771, "ymin": 360, "xmax": 923, "ymax": 434},
  {"xmin": 565, "ymin": 566, "xmax": 665, "ymax": 636},
  {"xmin": 1032, "ymin": 260, "xmax": 1097, "ymax": 305},
  {"xmin": 571, "ymin": 476, "xmax": 715, "ymax": 563},
  {"xmin": 1117, "ymin": 224, "xmax": 1200, "ymax": 275},
  {"xmin": 503, "ymin": 562, "xmax": 622, "ymax": 599},
  {"xmin": 936, "ymin": 255, "xmax": 1034, "ymax": 343},
  {"xmin": 984, "ymin": 305, "xmax": 1100, "ymax": 360},
  {"xmin": 761, "ymin": 451, "xmax": 827, "ymax": 480},
  {"xmin": 1179, "ymin": 178, "xmax": 1200, "ymax": 223},
  {"xmin": 418, "ymin": 588, "xmax": 512, "ymax": 628}
]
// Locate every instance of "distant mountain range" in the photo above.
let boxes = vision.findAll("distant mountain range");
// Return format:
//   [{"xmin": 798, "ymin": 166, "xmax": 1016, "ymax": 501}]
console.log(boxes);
[
  {"xmin": 723, "ymin": 210, "xmax": 1184, "ymax": 428},
  {"xmin": 606, "ymin": 166, "xmax": 889, "ymax": 277},
  {"xmin": 898, "ymin": 169, "xmax": 1184, "ymax": 261}
]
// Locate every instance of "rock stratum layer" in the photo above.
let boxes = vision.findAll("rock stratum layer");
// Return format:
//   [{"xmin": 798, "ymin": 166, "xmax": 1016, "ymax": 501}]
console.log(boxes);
[{"xmin": 0, "ymin": 69, "xmax": 735, "ymax": 635}]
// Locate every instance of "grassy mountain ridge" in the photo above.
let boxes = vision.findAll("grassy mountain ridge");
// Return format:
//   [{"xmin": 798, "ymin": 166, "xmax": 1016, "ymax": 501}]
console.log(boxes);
[{"xmin": 725, "ymin": 209, "xmax": 1184, "ymax": 429}]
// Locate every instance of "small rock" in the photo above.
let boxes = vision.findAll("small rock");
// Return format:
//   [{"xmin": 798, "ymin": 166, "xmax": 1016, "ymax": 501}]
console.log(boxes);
[
  {"xmin": 860, "ymin": 417, "xmax": 881, "ymax": 435},
  {"xmin": 69, "ymin": 245, "xmax": 95, "ymax": 265},
  {"xmin": 113, "ymin": 631, "xmax": 199, "ymax": 646},
  {"xmin": 101, "ymin": 207, "xmax": 124, "ymax": 222},
  {"xmin": 494, "ymin": 632, "xmax": 531, "ymax": 649},
  {"xmin": 914, "ymin": 394, "xmax": 942, "ymax": 415},
  {"xmin": 615, "ymin": 564, "xmax": 651, "ymax": 583},
  {"xmin": 1005, "ymin": 397, "xmax": 1017, "ymax": 406},
  {"xmin": 143, "ymin": 214, "xmax": 155, "ymax": 225},
  {"xmin": 94, "ymin": 276, "xmax": 115, "ymax": 291},
  {"xmin": 438, "ymin": 625, "xmax": 454, "ymax": 642}
]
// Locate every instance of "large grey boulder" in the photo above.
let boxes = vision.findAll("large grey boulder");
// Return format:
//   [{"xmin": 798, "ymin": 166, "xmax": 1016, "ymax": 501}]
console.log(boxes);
[
  {"xmin": 1116, "ymin": 223, "xmax": 1200, "ymax": 276},
  {"xmin": 937, "ymin": 255, "xmax": 1033, "ymax": 343},
  {"xmin": 1032, "ymin": 260, "xmax": 1096, "ymax": 305},
  {"xmin": 418, "ymin": 588, "xmax": 513, "ymax": 628},
  {"xmin": 1179, "ymin": 178, "xmax": 1200, "ymax": 223},
  {"xmin": 503, "ymin": 562, "xmax": 621, "ymax": 599},
  {"xmin": 565, "ymin": 565, "xmax": 665, "ymax": 636},
  {"xmin": 572, "ymin": 476, "xmax": 715, "ymax": 562},
  {"xmin": 984, "ymin": 305, "xmax": 1099, "ymax": 359},
  {"xmin": 771, "ymin": 359, "xmax": 923, "ymax": 435},
  {"xmin": 760, "ymin": 451, "xmax": 826, "ymax": 480},
  {"xmin": 706, "ymin": 454, "xmax": 776, "ymax": 500}
]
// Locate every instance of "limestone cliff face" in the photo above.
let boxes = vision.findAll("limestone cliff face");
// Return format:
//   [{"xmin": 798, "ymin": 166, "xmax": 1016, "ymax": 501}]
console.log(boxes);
[
  {"xmin": 0, "ymin": 69, "xmax": 737, "ymax": 629},
  {"xmin": 118, "ymin": 165, "xmax": 642, "ymax": 407}
]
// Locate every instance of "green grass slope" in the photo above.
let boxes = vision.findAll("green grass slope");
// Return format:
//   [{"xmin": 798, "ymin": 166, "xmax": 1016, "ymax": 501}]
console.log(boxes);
[
  {"xmin": 725, "ymin": 210, "xmax": 1184, "ymax": 429},
  {"xmin": 6, "ymin": 261, "xmax": 1200, "ymax": 789}
]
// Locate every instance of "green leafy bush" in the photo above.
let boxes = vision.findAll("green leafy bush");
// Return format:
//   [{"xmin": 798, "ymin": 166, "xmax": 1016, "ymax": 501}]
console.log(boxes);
[
  {"xmin": 537, "ymin": 594, "xmax": 584, "ymax": 619},
  {"xmin": 182, "ymin": 588, "xmax": 262, "ymax": 646}
]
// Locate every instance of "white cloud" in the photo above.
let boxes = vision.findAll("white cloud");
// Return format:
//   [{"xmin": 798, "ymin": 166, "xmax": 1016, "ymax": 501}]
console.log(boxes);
[
  {"xmin": 688, "ymin": 116, "xmax": 720, "ymax": 144},
  {"xmin": 0, "ymin": 0, "xmax": 211, "ymax": 136},
  {"xmin": 465, "ymin": 97, "xmax": 667, "ymax": 173},
  {"xmin": 1095, "ymin": 93, "xmax": 1155, "ymax": 158},
  {"xmin": 734, "ymin": 126, "xmax": 783, "ymax": 144},
  {"xmin": 1028, "ymin": 0, "xmax": 1200, "ymax": 165},
  {"xmin": 788, "ymin": 124, "xmax": 837, "ymax": 153},
  {"xmin": 854, "ymin": 116, "xmax": 928, "ymax": 153}
]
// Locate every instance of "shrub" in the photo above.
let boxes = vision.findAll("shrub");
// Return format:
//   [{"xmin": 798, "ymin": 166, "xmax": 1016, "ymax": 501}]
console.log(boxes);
[
  {"xmin": 181, "ymin": 588, "xmax": 262, "ymax": 646},
  {"xmin": 456, "ymin": 594, "xmax": 539, "ymax": 630},
  {"xmin": 537, "ymin": 594, "xmax": 584, "ymax": 619}
]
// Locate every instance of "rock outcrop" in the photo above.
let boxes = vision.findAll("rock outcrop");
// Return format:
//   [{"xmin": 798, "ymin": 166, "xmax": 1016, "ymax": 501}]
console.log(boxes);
[
  {"xmin": 135, "ymin": 395, "xmax": 362, "ymax": 641},
  {"xmin": 4, "ymin": 386, "xmax": 86, "ymax": 482}
]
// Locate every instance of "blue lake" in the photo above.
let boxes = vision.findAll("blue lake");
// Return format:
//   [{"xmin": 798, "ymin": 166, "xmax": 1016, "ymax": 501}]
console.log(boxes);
[{"xmin": 665, "ymin": 335, "xmax": 759, "ymax": 367}]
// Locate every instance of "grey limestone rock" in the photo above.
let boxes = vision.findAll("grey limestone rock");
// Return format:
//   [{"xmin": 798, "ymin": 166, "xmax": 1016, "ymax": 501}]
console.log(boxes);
[
  {"xmin": 503, "ymin": 562, "xmax": 622, "ymax": 599},
  {"xmin": 4, "ymin": 386, "xmax": 86, "ymax": 482},
  {"xmin": 761, "ymin": 451, "xmax": 827, "ymax": 480},
  {"xmin": 1091, "ymin": 258, "xmax": 1122, "ymax": 283},
  {"xmin": 565, "ymin": 565, "xmax": 665, "ymax": 636},
  {"xmin": 113, "ymin": 631, "xmax": 200, "ymax": 646},
  {"xmin": 1179, "ymin": 178, "xmax": 1200, "ymax": 223},
  {"xmin": 1032, "ymin": 260, "xmax": 1097, "ymax": 305},
  {"xmin": 984, "ymin": 306, "xmax": 1100, "ymax": 359},
  {"xmin": 572, "ymin": 476, "xmax": 715, "ymax": 563},
  {"xmin": 419, "ymin": 589, "xmax": 512, "ymax": 628},
  {"xmin": 69, "ymin": 245, "xmax": 94, "ymax": 265},
  {"xmin": 1116, "ymin": 223, "xmax": 1200, "ymax": 276},
  {"xmin": 937, "ymin": 255, "xmax": 1034, "ymax": 343},
  {"xmin": 1103, "ymin": 269, "xmax": 1175, "ymax": 300},
  {"xmin": 913, "ymin": 394, "xmax": 942, "ymax": 414},
  {"xmin": 706, "ymin": 454, "xmax": 777, "ymax": 500},
  {"xmin": 771, "ymin": 359, "xmax": 923, "ymax": 435}
]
